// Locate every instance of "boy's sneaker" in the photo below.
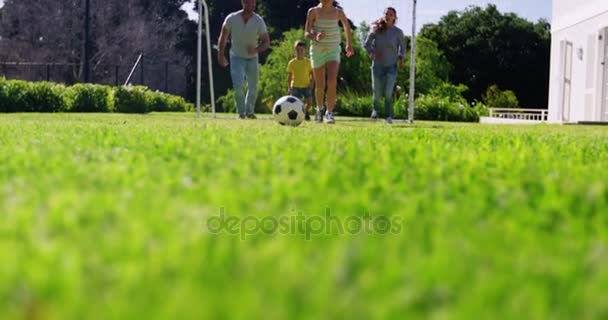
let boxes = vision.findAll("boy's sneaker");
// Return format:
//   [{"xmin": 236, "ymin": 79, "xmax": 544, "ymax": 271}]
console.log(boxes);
[
  {"xmin": 314, "ymin": 109, "xmax": 323, "ymax": 123},
  {"xmin": 325, "ymin": 112, "xmax": 335, "ymax": 124},
  {"xmin": 370, "ymin": 109, "xmax": 378, "ymax": 120},
  {"xmin": 305, "ymin": 113, "xmax": 311, "ymax": 121},
  {"xmin": 246, "ymin": 114, "xmax": 257, "ymax": 119},
  {"xmin": 385, "ymin": 117, "xmax": 393, "ymax": 124},
  {"xmin": 237, "ymin": 114, "xmax": 246, "ymax": 120}
]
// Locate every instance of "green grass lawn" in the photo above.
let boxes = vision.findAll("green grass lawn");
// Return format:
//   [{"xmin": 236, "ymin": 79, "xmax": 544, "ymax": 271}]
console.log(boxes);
[{"xmin": 1, "ymin": 113, "xmax": 608, "ymax": 319}]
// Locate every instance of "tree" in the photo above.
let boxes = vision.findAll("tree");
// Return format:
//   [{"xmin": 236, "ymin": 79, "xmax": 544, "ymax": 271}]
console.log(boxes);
[
  {"xmin": 256, "ymin": 0, "xmax": 319, "ymax": 40},
  {"xmin": 257, "ymin": 1, "xmax": 353, "ymax": 40},
  {"xmin": 419, "ymin": 5, "xmax": 551, "ymax": 108},
  {"xmin": 400, "ymin": 36, "xmax": 452, "ymax": 97},
  {"xmin": 357, "ymin": 21, "xmax": 370, "ymax": 46},
  {"xmin": 0, "ymin": 0, "xmax": 194, "ymax": 91}
]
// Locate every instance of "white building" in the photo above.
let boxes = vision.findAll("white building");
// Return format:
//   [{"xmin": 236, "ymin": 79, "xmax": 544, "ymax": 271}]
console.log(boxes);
[{"xmin": 548, "ymin": 0, "xmax": 608, "ymax": 123}]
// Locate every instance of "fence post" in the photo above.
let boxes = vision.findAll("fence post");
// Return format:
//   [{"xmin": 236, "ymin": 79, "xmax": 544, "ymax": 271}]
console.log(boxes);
[
  {"xmin": 46, "ymin": 64, "xmax": 51, "ymax": 81},
  {"xmin": 115, "ymin": 65, "xmax": 119, "ymax": 86}
]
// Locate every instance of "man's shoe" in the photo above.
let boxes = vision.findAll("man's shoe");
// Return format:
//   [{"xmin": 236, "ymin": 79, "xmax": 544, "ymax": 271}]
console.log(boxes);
[{"xmin": 370, "ymin": 109, "xmax": 378, "ymax": 120}]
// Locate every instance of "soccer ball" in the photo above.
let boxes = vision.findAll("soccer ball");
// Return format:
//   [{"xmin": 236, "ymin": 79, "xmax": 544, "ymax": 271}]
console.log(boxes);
[{"xmin": 272, "ymin": 96, "xmax": 305, "ymax": 126}]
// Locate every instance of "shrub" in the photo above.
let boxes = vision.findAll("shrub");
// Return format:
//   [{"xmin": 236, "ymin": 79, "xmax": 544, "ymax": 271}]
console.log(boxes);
[
  {"xmin": 217, "ymin": 90, "xmax": 237, "ymax": 114},
  {"xmin": 114, "ymin": 85, "xmax": 148, "ymax": 113},
  {"xmin": 483, "ymin": 85, "xmax": 519, "ymax": 109},
  {"xmin": 64, "ymin": 83, "xmax": 113, "ymax": 112},
  {"xmin": 146, "ymin": 90, "xmax": 194, "ymax": 112},
  {"xmin": 336, "ymin": 94, "xmax": 374, "ymax": 117},
  {"xmin": 166, "ymin": 95, "xmax": 194, "ymax": 112},
  {"xmin": 393, "ymin": 83, "xmax": 486, "ymax": 122},
  {"xmin": 30, "ymin": 82, "xmax": 67, "ymax": 112},
  {"xmin": 0, "ymin": 78, "xmax": 33, "ymax": 112},
  {"xmin": 0, "ymin": 79, "xmax": 192, "ymax": 114},
  {"xmin": 411, "ymin": 95, "xmax": 483, "ymax": 122}
]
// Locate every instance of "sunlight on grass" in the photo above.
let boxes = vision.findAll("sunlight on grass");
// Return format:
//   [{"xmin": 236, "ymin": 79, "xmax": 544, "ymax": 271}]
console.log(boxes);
[{"xmin": 1, "ymin": 113, "xmax": 608, "ymax": 319}]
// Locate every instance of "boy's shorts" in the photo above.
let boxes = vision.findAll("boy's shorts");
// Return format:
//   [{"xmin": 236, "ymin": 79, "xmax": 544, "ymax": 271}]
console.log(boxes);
[
  {"xmin": 291, "ymin": 87, "xmax": 312, "ymax": 100},
  {"xmin": 310, "ymin": 45, "xmax": 341, "ymax": 69}
]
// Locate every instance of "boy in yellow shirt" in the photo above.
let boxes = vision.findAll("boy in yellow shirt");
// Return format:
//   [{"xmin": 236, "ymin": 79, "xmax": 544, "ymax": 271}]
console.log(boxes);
[{"xmin": 287, "ymin": 40, "xmax": 314, "ymax": 121}]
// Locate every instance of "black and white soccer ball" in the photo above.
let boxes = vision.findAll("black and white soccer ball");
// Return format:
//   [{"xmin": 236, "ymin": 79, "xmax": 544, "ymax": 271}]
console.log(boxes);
[{"xmin": 272, "ymin": 96, "xmax": 305, "ymax": 127}]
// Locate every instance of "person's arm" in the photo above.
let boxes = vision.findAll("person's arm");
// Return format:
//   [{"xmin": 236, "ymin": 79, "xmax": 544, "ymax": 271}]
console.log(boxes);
[
  {"xmin": 287, "ymin": 66, "xmax": 293, "ymax": 93},
  {"xmin": 338, "ymin": 9, "xmax": 354, "ymax": 57},
  {"xmin": 257, "ymin": 33, "xmax": 270, "ymax": 53},
  {"xmin": 305, "ymin": 8, "xmax": 322, "ymax": 42},
  {"xmin": 309, "ymin": 69, "xmax": 314, "ymax": 89},
  {"xmin": 398, "ymin": 29, "xmax": 406, "ymax": 69},
  {"xmin": 217, "ymin": 19, "xmax": 230, "ymax": 67},
  {"xmin": 364, "ymin": 31, "xmax": 375, "ymax": 57},
  {"xmin": 247, "ymin": 19, "xmax": 270, "ymax": 55}
]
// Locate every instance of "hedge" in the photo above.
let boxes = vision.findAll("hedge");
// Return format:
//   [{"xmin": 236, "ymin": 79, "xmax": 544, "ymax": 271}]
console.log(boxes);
[{"xmin": 0, "ymin": 77, "xmax": 193, "ymax": 113}]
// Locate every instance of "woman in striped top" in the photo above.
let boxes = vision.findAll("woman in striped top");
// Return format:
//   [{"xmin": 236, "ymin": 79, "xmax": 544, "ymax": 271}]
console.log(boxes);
[{"xmin": 305, "ymin": 0, "xmax": 354, "ymax": 124}]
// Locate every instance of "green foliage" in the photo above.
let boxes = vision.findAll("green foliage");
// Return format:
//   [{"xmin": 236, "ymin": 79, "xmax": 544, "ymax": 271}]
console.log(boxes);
[
  {"xmin": 338, "ymin": 30, "xmax": 373, "ymax": 93},
  {"xmin": 357, "ymin": 21, "xmax": 371, "ymax": 46},
  {"xmin": 336, "ymin": 82, "xmax": 484, "ymax": 122},
  {"xmin": 0, "ymin": 78, "xmax": 32, "ymax": 112},
  {"xmin": 411, "ymin": 94, "xmax": 478, "ymax": 122},
  {"xmin": 0, "ymin": 79, "xmax": 192, "ymax": 114},
  {"xmin": 217, "ymin": 89, "xmax": 237, "ymax": 113},
  {"xmin": 113, "ymin": 85, "xmax": 149, "ymax": 114},
  {"xmin": 29, "ymin": 82, "xmax": 67, "ymax": 112},
  {"xmin": 146, "ymin": 90, "xmax": 194, "ymax": 112},
  {"xmin": 64, "ymin": 84, "xmax": 113, "ymax": 113},
  {"xmin": 336, "ymin": 94, "xmax": 374, "ymax": 117},
  {"xmin": 396, "ymin": 82, "xmax": 487, "ymax": 122},
  {"xmin": 0, "ymin": 79, "xmax": 66, "ymax": 112},
  {"xmin": 401, "ymin": 36, "xmax": 452, "ymax": 97},
  {"xmin": 483, "ymin": 85, "xmax": 520, "ymax": 109},
  {"xmin": 419, "ymin": 5, "xmax": 551, "ymax": 107},
  {"xmin": 429, "ymin": 82, "xmax": 469, "ymax": 104}
]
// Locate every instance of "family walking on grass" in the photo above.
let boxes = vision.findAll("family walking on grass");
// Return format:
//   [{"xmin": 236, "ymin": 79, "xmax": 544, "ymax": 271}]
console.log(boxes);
[{"xmin": 217, "ymin": 0, "xmax": 406, "ymax": 124}]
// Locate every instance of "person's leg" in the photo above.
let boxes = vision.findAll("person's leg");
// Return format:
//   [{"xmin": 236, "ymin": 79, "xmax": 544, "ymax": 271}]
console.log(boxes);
[
  {"xmin": 371, "ymin": 64, "xmax": 385, "ymax": 119},
  {"xmin": 313, "ymin": 67, "xmax": 326, "ymax": 108},
  {"xmin": 244, "ymin": 57, "xmax": 260, "ymax": 117},
  {"xmin": 304, "ymin": 89, "xmax": 313, "ymax": 120},
  {"xmin": 305, "ymin": 91, "xmax": 313, "ymax": 112},
  {"xmin": 326, "ymin": 61, "xmax": 339, "ymax": 114},
  {"xmin": 229, "ymin": 55, "xmax": 246, "ymax": 117},
  {"xmin": 325, "ymin": 46, "xmax": 341, "ymax": 115},
  {"xmin": 313, "ymin": 66, "xmax": 326, "ymax": 122},
  {"xmin": 384, "ymin": 64, "xmax": 398, "ymax": 119},
  {"xmin": 293, "ymin": 88, "xmax": 311, "ymax": 120}
]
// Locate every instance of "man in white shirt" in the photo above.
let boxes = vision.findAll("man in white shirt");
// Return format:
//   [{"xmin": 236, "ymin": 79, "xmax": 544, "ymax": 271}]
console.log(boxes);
[{"xmin": 217, "ymin": 0, "xmax": 270, "ymax": 119}]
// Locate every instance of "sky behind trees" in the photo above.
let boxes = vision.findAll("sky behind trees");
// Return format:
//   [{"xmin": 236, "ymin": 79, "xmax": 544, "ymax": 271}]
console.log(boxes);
[
  {"xmin": 341, "ymin": 0, "xmax": 551, "ymax": 31},
  {"xmin": 179, "ymin": 0, "xmax": 552, "ymax": 34}
]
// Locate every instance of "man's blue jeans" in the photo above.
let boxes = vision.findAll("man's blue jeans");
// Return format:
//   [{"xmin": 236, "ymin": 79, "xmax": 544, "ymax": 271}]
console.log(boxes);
[
  {"xmin": 230, "ymin": 54, "xmax": 259, "ymax": 115},
  {"xmin": 372, "ymin": 64, "xmax": 398, "ymax": 117}
]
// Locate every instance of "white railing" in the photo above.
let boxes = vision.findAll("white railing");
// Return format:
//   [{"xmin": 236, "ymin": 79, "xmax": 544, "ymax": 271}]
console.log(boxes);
[{"xmin": 488, "ymin": 108, "xmax": 548, "ymax": 121}]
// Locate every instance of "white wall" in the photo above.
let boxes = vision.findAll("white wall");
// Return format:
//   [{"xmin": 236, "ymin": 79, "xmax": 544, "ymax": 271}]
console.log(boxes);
[
  {"xmin": 548, "ymin": 0, "xmax": 608, "ymax": 123},
  {"xmin": 552, "ymin": 0, "xmax": 608, "ymax": 33}
]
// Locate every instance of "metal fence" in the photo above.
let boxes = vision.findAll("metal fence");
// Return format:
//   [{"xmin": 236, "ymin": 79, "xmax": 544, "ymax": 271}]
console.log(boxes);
[
  {"xmin": 488, "ymin": 108, "xmax": 548, "ymax": 121},
  {"xmin": 0, "ymin": 62, "xmax": 189, "ymax": 98}
]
